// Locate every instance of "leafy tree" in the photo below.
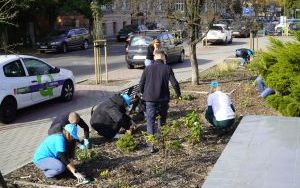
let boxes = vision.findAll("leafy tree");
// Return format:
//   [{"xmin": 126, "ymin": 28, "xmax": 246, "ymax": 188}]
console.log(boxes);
[
  {"xmin": 167, "ymin": 0, "xmax": 218, "ymax": 85},
  {"xmin": 231, "ymin": 0, "xmax": 242, "ymax": 16}
]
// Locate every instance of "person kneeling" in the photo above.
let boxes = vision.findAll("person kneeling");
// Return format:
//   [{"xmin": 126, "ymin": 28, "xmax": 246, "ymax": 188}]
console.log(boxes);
[
  {"xmin": 33, "ymin": 124, "xmax": 85, "ymax": 181},
  {"xmin": 90, "ymin": 94, "xmax": 133, "ymax": 139},
  {"xmin": 205, "ymin": 82, "xmax": 235, "ymax": 130}
]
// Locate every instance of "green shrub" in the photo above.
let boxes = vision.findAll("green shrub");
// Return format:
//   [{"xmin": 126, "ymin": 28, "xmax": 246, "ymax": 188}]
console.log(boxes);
[
  {"xmin": 76, "ymin": 149, "xmax": 98, "ymax": 162},
  {"xmin": 181, "ymin": 93, "xmax": 194, "ymax": 100},
  {"xmin": 249, "ymin": 32, "xmax": 300, "ymax": 117},
  {"xmin": 266, "ymin": 94, "xmax": 282, "ymax": 109},
  {"xmin": 287, "ymin": 102, "xmax": 300, "ymax": 117},
  {"xmin": 142, "ymin": 131, "xmax": 158, "ymax": 145},
  {"xmin": 99, "ymin": 169, "xmax": 109, "ymax": 178},
  {"xmin": 165, "ymin": 140, "xmax": 182, "ymax": 153},
  {"xmin": 116, "ymin": 132, "xmax": 137, "ymax": 154},
  {"xmin": 184, "ymin": 111, "xmax": 203, "ymax": 144}
]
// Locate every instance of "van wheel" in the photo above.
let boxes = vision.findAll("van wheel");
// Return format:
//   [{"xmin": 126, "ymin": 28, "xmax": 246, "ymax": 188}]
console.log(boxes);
[
  {"xmin": 61, "ymin": 80, "xmax": 74, "ymax": 102},
  {"xmin": 0, "ymin": 97, "xmax": 17, "ymax": 124}
]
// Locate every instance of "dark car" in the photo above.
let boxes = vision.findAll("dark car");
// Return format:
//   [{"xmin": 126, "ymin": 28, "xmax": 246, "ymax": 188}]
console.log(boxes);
[
  {"xmin": 231, "ymin": 22, "xmax": 251, "ymax": 38},
  {"xmin": 125, "ymin": 31, "xmax": 185, "ymax": 69},
  {"xmin": 37, "ymin": 28, "xmax": 91, "ymax": 53},
  {"xmin": 117, "ymin": 24, "xmax": 149, "ymax": 42}
]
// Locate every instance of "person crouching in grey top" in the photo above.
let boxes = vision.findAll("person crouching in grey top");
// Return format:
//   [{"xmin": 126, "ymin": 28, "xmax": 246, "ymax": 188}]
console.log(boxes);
[{"xmin": 139, "ymin": 50, "xmax": 181, "ymax": 152}]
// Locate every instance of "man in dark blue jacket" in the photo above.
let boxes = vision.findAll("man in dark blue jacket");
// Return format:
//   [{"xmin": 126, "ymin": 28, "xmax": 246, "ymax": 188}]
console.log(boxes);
[{"xmin": 139, "ymin": 50, "xmax": 181, "ymax": 152}]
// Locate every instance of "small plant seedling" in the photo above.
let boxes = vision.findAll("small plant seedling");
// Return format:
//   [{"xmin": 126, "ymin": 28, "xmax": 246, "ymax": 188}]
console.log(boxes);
[
  {"xmin": 165, "ymin": 140, "xmax": 182, "ymax": 153},
  {"xmin": 76, "ymin": 148, "xmax": 97, "ymax": 162},
  {"xmin": 142, "ymin": 131, "xmax": 158, "ymax": 145},
  {"xmin": 99, "ymin": 169, "xmax": 109, "ymax": 178},
  {"xmin": 183, "ymin": 111, "xmax": 203, "ymax": 144},
  {"xmin": 181, "ymin": 93, "xmax": 194, "ymax": 100},
  {"xmin": 116, "ymin": 132, "xmax": 137, "ymax": 154}
]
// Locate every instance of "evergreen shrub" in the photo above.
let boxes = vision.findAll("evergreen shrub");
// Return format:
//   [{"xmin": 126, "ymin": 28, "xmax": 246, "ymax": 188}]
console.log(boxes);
[{"xmin": 249, "ymin": 32, "xmax": 300, "ymax": 117}]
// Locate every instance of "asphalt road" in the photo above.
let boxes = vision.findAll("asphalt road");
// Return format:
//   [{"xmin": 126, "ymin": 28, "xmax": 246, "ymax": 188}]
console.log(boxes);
[{"xmin": 0, "ymin": 36, "xmax": 290, "ymax": 126}]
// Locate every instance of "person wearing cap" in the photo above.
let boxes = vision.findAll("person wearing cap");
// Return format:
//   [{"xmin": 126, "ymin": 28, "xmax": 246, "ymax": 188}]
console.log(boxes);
[
  {"xmin": 139, "ymin": 50, "xmax": 181, "ymax": 152},
  {"xmin": 205, "ymin": 81, "xmax": 236, "ymax": 129},
  {"xmin": 90, "ymin": 94, "xmax": 132, "ymax": 139},
  {"xmin": 145, "ymin": 39, "xmax": 165, "ymax": 66},
  {"xmin": 33, "ymin": 124, "xmax": 85, "ymax": 181},
  {"xmin": 48, "ymin": 112, "xmax": 90, "ymax": 150}
]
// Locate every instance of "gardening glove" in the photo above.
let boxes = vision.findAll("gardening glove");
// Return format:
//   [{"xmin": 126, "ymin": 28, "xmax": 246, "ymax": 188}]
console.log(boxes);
[
  {"xmin": 78, "ymin": 144, "xmax": 86, "ymax": 150},
  {"xmin": 74, "ymin": 172, "xmax": 85, "ymax": 182},
  {"xmin": 83, "ymin": 139, "xmax": 90, "ymax": 148}
]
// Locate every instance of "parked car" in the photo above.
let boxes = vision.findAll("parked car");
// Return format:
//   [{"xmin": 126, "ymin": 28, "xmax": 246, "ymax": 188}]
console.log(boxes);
[
  {"xmin": 205, "ymin": 24, "xmax": 232, "ymax": 44},
  {"xmin": 231, "ymin": 22, "xmax": 251, "ymax": 38},
  {"xmin": 36, "ymin": 28, "xmax": 90, "ymax": 53},
  {"xmin": 125, "ymin": 31, "xmax": 185, "ymax": 69},
  {"xmin": 117, "ymin": 24, "xmax": 148, "ymax": 42},
  {"xmin": 0, "ymin": 55, "xmax": 75, "ymax": 123}
]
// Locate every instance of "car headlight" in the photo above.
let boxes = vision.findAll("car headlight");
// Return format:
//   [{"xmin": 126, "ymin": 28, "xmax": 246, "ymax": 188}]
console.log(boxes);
[{"xmin": 50, "ymin": 41, "xmax": 60, "ymax": 45}]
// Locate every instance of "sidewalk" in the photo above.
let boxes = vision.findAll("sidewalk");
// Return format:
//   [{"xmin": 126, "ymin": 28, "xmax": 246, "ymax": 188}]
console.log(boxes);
[{"xmin": 0, "ymin": 42, "xmax": 242, "ymax": 176}]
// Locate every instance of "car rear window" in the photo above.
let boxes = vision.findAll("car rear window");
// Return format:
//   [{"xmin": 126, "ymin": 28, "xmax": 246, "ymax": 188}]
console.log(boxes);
[
  {"xmin": 130, "ymin": 36, "xmax": 153, "ymax": 46},
  {"xmin": 210, "ymin": 26, "xmax": 223, "ymax": 30}
]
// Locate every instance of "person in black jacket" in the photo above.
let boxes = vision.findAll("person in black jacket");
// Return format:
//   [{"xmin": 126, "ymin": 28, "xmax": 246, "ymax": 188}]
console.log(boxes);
[
  {"xmin": 139, "ymin": 50, "xmax": 181, "ymax": 152},
  {"xmin": 48, "ymin": 112, "xmax": 90, "ymax": 151},
  {"xmin": 90, "ymin": 94, "xmax": 132, "ymax": 139}
]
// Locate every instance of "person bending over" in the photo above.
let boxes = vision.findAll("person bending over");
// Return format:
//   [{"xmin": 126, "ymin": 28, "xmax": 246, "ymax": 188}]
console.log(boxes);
[
  {"xmin": 90, "ymin": 94, "xmax": 133, "ymax": 139},
  {"xmin": 33, "ymin": 124, "xmax": 85, "ymax": 181}
]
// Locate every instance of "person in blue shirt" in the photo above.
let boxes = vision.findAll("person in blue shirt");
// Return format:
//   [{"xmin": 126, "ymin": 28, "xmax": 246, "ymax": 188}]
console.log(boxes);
[{"xmin": 33, "ymin": 124, "xmax": 85, "ymax": 181}]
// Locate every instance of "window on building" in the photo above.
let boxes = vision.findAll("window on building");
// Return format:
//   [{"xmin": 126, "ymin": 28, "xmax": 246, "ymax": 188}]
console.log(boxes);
[
  {"xmin": 122, "ymin": 0, "xmax": 129, "ymax": 10},
  {"xmin": 102, "ymin": 23, "xmax": 107, "ymax": 35},
  {"xmin": 113, "ymin": 22, "xmax": 117, "ymax": 35},
  {"xmin": 123, "ymin": 21, "xmax": 127, "ymax": 27},
  {"xmin": 175, "ymin": 0, "xmax": 184, "ymax": 11}
]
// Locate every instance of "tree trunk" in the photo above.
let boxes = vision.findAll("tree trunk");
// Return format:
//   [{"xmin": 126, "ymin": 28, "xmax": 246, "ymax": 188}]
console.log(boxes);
[{"xmin": 189, "ymin": 42, "xmax": 199, "ymax": 85}]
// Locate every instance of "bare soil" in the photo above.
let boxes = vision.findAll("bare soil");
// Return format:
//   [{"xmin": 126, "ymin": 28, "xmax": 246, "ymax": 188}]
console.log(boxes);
[{"xmin": 4, "ymin": 66, "xmax": 280, "ymax": 188}]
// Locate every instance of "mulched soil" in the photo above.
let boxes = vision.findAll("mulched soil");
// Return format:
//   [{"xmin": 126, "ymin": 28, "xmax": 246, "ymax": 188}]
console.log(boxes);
[{"xmin": 4, "ymin": 66, "xmax": 280, "ymax": 188}]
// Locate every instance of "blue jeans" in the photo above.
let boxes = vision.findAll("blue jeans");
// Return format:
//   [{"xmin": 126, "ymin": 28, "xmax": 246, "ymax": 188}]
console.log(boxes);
[
  {"xmin": 146, "ymin": 102, "xmax": 169, "ymax": 135},
  {"xmin": 35, "ymin": 157, "xmax": 66, "ymax": 178},
  {"xmin": 256, "ymin": 76, "xmax": 275, "ymax": 98}
]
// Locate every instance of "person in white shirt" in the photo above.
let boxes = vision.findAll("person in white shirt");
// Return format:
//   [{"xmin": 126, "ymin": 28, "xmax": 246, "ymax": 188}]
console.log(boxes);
[{"xmin": 205, "ymin": 81, "xmax": 235, "ymax": 129}]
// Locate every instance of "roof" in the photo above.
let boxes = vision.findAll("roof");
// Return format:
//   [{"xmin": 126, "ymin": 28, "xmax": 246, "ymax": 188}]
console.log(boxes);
[{"xmin": 0, "ymin": 55, "xmax": 36, "ymax": 64}]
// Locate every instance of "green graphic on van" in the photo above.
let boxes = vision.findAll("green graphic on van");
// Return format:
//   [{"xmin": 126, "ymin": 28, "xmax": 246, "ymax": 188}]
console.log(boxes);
[{"xmin": 36, "ymin": 74, "xmax": 54, "ymax": 97}]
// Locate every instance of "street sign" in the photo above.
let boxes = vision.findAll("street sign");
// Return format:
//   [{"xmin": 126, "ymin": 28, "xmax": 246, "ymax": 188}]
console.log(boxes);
[{"xmin": 243, "ymin": 7, "xmax": 253, "ymax": 15}]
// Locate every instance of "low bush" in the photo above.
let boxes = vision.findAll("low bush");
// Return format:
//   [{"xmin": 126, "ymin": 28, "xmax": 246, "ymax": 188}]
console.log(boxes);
[
  {"xmin": 183, "ymin": 111, "xmax": 203, "ymax": 144},
  {"xmin": 249, "ymin": 32, "xmax": 300, "ymax": 116},
  {"xmin": 116, "ymin": 132, "xmax": 137, "ymax": 154}
]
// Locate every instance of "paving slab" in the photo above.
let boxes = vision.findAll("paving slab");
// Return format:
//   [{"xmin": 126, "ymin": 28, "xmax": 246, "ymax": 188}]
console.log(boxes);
[{"xmin": 202, "ymin": 115, "xmax": 300, "ymax": 188}]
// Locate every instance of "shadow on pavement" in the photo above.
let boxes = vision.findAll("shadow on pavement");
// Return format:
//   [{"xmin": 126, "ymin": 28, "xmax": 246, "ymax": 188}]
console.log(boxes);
[{"xmin": 11, "ymin": 89, "xmax": 115, "ymax": 124}]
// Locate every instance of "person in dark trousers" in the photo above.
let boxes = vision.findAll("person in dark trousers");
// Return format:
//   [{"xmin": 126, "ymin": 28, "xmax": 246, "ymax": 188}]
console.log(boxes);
[
  {"xmin": 33, "ymin": 124, "xmax": 85, "ymax": 181},
  {"xmin": 145, "ymin": 39, "xmax": 163, "ymax": 66},
  {"xmin": 48, "ymin": 112, "xmax": 90, "ymax": 150},
  {"xmin": 139, "ymin": 50, "xmax": 181, "ymax": 152},
  {"xmin": 205, "ymin": 81, "xmax": 235, "ymax": 130},
  {"xmin": 90, "ymin": 94, "xmax": 133, "ymax": 139}
]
